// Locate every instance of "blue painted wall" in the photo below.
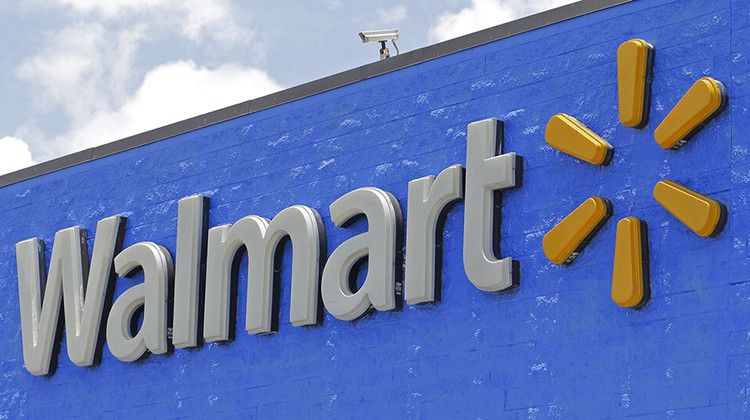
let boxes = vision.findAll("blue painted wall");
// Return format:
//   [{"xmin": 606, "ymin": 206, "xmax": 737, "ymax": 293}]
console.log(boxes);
[{"xmin": 1, "ymin": 0, "xmax": 749, "ymax": 417}]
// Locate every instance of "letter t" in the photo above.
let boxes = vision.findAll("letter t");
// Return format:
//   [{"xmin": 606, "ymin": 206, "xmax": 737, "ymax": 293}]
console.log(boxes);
[{"xmin": 463, "ymin": 118, "xmax": 518, "ymax": 292}]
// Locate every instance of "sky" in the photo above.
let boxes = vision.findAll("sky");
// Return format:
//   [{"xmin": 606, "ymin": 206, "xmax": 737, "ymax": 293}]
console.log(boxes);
[{"xmin": 0, "ymin": 0, "xmax": 575, "ymax": 175}]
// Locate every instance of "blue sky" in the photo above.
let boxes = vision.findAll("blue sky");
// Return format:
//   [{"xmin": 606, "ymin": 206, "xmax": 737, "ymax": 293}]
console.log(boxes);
[{"xmin": 0, "ymin": 0, "xmax": 573, "ymax": 174}]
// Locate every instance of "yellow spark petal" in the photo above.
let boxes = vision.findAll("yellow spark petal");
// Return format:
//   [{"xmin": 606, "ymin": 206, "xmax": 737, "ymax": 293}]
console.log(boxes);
[
  {"xmin": 654, "ymin": 77, "xmax": 726, "ymax": 149},
  {"xmin": 612, "ymin": 217, "xmax": 647, "ymax": 308},
  {"xmin": 545, "ymin": 113, "xmax": 614, "ymax": 166},
  {"xmin": 617, "ymin": 39, "xmax": 654, "ymax": 128},
  {"xmin": 653, "ymin": 180, "xmax": 725, "ymax": 237},
  {"xmin": 543, "ymin": 196, "xmax": 611, "ymax": 265}
]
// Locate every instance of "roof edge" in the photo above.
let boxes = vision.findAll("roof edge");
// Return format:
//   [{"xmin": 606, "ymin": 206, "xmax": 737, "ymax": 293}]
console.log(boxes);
[{"xmin": 0, "ymin": 0, "xmax": 633, "ymax": 188}]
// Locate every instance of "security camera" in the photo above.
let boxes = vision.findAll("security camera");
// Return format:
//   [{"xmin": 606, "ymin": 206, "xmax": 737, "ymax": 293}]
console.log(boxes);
[
  {"xmin": 358, "ymin": 29, "xmax": 400, "ymax": 60},
  {"xmin": 358, "ymin": 29, "xmax": 399, "ymax": 43}
]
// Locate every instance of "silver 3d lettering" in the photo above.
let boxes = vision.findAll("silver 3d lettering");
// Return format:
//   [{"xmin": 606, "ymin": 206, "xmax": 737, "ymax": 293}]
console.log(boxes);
[
  {"xmin": 15, "ymin": 216, "xmax": 125, "ymax": 375},
  {"xmin": 463, "ymin": 118, "xmax": 518, "ymax": 292},
  {"xmin": 106, "ymin": 242, "xmax": 173, "ymax": 362},
  {"xmin": 15, "ymin": 118, "xmax": 520, "ymax": 375},
  {"xmin": 321, "ymin": 187, "xmax": 402, "ymax": 321}
]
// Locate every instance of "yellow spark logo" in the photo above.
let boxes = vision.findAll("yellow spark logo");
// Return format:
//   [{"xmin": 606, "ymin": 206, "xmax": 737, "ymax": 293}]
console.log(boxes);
[{"xmin": 541, "ymin": 39, "xmax": 727, "ymax": 309}]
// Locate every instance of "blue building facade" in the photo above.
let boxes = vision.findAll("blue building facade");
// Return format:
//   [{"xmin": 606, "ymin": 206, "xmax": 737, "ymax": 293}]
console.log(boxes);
[{"xmin": 2, "ymin": 0, "xmax": 749, "ymax": 417}]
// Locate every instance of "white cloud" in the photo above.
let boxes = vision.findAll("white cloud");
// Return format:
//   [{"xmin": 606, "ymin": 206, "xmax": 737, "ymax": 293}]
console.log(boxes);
[
  {"xmin": 0, "ymin": 137, "xmax": 36, "ymax": 174},
  {"xmin": 429, "ymin": 0, "xmax": 575, "ymax": 43},
  {"xmin": 18, "ymin": 23, "xmax": 145, "ymax": 123},
  {"xmin": 48, "ymin": 60, "xmax": 283, "ymax": 158},
  {"xmin": 13, "ymin": 0, "xmax": 275, "ymax": 163},
  {"xmin": 55, "ymin": 0, "xmax": 250, "ymax": 44},
  {"xmin": 378, "ymin": 6, "xmax": 407, "ymax": 25}
]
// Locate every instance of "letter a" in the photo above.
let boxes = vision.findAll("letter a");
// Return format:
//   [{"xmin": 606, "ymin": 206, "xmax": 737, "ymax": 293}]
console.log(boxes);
[
  {"xmin": 106, "ymin": 242, "xmax": 173, "ymax": 362},
  {"xmin": 321, "ymin": 187, "xmax": 402, "ymax": 321}
]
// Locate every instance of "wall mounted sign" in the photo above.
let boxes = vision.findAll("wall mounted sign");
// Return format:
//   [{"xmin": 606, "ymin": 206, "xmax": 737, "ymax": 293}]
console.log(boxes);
[
  {"xmin": 14, "ymin": 117, "xmax": 520, "ymax": 376},
  {"xmin": 13, "ymin": 37, "xmax": 730, "ymax": 377},
  {"xmin": 542, "ymin": 39, "xmax": 727, "ymax": 309}
]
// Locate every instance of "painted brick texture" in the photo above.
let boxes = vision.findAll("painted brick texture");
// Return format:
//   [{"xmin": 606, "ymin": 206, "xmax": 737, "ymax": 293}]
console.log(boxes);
[{"xmin": 1, "ymin": 0, "xmax": 749, "ymax": 417}]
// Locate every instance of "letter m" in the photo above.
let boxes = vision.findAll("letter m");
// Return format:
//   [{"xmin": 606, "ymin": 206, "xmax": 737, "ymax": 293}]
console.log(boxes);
[{"xmin": 15, "ymin": 216, "xmax": 124, "ymax": 376}]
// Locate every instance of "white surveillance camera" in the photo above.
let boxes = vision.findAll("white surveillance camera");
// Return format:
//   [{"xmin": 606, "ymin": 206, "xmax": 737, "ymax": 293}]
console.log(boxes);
[{"xmin": 358, "ymin": 29, "xmax": 399, "ymax": 43}]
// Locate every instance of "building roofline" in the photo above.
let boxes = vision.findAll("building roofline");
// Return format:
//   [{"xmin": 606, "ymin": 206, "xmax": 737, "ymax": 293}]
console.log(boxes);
[{"xmin": 0, "ymin": 0, "xmax": 633, "ymax": 188}]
